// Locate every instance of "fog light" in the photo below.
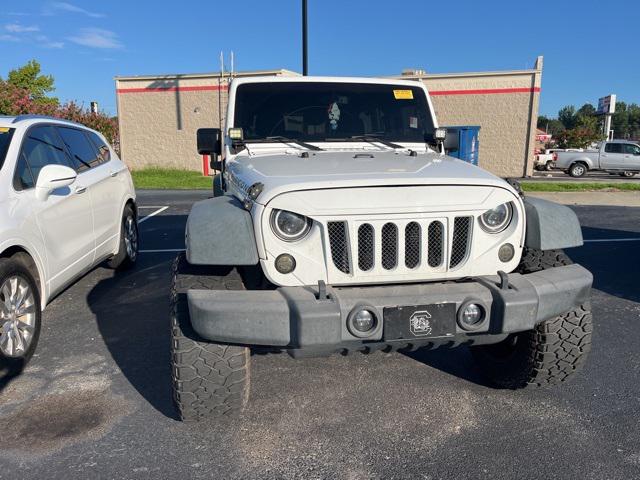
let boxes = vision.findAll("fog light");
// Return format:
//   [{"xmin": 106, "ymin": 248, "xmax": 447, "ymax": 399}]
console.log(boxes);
[
  {"xmin": 353, "ymin": 310, "xmax": 375, "ymax": 332},
  {"xmin": 275, "ymin": 254, "xmax": 296, "ymax": 274},
  {"xmin": 347, "ymin": 306, "xmax": 378, "ymax": 338},
  {"xmin": 498, "ymin": 243, "xmax": 515, "ymax": 263},
  {"xmin": 457, "ymin": 302, "xmax": 485, "ymax": 331}
]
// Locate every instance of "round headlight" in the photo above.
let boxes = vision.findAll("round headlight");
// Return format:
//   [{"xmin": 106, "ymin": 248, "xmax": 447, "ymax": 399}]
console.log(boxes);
[
  {"xmin": 270, "ymin": 209, "xmax": 312, "ymax": 242},
  {"xmin": 478, "ymin": 202, "xmax": 513, "ymax": 233}
]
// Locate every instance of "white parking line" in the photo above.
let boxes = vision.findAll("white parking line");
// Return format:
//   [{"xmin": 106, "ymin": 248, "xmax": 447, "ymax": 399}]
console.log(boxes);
[
  {"xmin": 138, "ymin": 206, "xmax": 168, "ymax": 224},
  {"xmin": 140, "ymin": 248, "xmax": 185, "ymax": 253},
  {"xmin": 584, "ymin": 238, "xmax": 640, "ymax": 243}
]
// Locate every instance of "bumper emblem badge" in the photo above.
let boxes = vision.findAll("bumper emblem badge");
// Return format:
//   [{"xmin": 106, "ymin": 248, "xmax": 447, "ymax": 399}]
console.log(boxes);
[{"xmin": 410, "ymin": 310, "xmax": 433, "ymax": 336}]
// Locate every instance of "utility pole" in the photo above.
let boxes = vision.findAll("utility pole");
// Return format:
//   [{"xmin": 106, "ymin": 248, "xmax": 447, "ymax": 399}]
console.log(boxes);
[{"xmin": 302, "ymin": 0, "xmax": 308, "ymax": 75}]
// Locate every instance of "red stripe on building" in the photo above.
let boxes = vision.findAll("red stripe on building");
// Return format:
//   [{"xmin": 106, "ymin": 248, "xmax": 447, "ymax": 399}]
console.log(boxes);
[
  {"xmin": 116, "ymin": 85, "xmax": 228, "ymax": 94},
  {"xmin": 117, "ymin": 85, "xmax": 539, "ymax": 96},
  {"xmin": 429, "ymin": 87, "xmax": 541, "ymax": 96}
]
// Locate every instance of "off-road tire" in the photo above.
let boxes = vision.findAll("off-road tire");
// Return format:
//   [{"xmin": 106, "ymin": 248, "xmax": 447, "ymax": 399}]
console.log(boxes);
[
  {"xmin": 516, "ymin": 247, "xmax": 572, "ymax": 274},
  {"xmin": 170, "ymin": 253, "xmax": 250, "ymax": 421},
  {"xmin": 108, "ymin": 204, "xmax": 138, "ymax": 270},
  {"xmin": 568, "ymin": 162, "xmax": 587, "ymax": 177},
  {"xmin": 471, "ymin": 248, "xmax": 592, "ymax": 388}
]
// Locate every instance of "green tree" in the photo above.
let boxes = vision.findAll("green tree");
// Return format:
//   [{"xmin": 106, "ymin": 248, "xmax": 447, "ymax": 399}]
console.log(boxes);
[
  {"xmin": 558, "ymin": 105, "xmax": 577, "ymax": 130},
  {"xmin": 555, "ymin": 127, "xmax": 603, "ymax": 149},
  {"xmin": 576, "ymin": 103, "xmax": 596, "ymax": 117},
  {"xmin": 537, "ymin": 115, "xmax": 565, "ymax": 136},
  {"xmin": 5, "ymin": 59, "xmax": 58, "ymax": 106}
]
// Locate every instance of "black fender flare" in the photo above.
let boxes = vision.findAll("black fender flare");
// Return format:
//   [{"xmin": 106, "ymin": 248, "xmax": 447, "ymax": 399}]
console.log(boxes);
[
  {"xmin": 523, "ymin": 197, "xmax": 583, "ymax": 250},
  {"xmin": 185, "ymin": 196, "xmax": 259, "ymax": 265}
]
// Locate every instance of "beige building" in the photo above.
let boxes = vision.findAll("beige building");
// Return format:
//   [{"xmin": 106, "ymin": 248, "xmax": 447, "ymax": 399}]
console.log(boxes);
[{"xmin": 115, "ymin": 56, "xmax": 542, "ymax": 177}]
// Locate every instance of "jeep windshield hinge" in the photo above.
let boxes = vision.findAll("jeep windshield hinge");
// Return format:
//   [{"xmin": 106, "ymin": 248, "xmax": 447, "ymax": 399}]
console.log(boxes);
[{"xmin": 316, "ymin": 280, "xmax": 328, "ymax": 300}]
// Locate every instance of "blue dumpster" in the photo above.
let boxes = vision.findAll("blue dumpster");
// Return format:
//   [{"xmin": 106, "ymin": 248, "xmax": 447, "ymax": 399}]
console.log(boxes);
[{"xmin": 444, "ymin": 126, "xmax": 480, "ymax": 165}]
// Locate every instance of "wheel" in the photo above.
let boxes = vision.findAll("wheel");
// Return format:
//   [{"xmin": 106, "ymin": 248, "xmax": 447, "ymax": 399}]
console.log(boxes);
[
  {"xmin": 620, "ymin": 171, "xmax": 636, "ymax": 178},
  {"xmin": 471, "ymin": 248, "xmax": 592, "ymax": 388},
  {"xmin": 170, "ymin": 253, "xmax": 250, "ymax": 421},
  {"xmin": 0, "ymin": 256, "xmax": 42, "ymax": 375},
  {"xmin": 108, "ymin": 204, "xmax": 138, "ymax": 270},
  {"xmin": 568, "ymin": 163, "xmax": 587, "ymax": 177},
  {"xmin": 545, "ymin": 161, "xmax": 554, "ymax": 171}
]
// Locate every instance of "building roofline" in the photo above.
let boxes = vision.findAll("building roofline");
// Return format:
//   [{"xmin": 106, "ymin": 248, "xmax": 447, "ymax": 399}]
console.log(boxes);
[
  {"xmin": 392, "ymin": 68, "xmax": 541, "ymax": 80},
  {"xmin": 114, "ymin": 68, "xmax": 300, "ymax": 81}
]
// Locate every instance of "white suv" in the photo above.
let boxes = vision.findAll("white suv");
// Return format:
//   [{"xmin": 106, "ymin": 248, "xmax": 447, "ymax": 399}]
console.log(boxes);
[{"xmin": 0, "ymin": 115, "xmax": 138, "ymax": 372}]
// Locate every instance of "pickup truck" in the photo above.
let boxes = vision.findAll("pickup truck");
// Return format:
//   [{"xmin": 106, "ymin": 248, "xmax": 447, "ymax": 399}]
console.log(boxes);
[
  {"xmin": 534, "ymin": 149, "xmax": 559, "ymax": 171},
  {"xmin": 555, "ymin": 140, "xmax": 640, "ymax": 177}
]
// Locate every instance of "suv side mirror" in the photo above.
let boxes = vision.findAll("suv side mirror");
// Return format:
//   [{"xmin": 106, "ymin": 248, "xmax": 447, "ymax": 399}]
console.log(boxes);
[
  {"xmin": 197, "ymin": 128, "xmax": 222, "ymax": 156},
  {"xmin": 35, "ymin": 164, "xmax": 77, "ymax": 201}
]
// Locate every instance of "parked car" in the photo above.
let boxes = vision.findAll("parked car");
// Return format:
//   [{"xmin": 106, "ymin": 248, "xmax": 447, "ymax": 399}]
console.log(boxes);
[
  {"xmin": 555, "ymin": 140, "xmax": 640, "ymax": 177},
  {"xmin": 534, "ymin": 149, "xmax": 559, "ymax": 171},
  {"xmin": 171, "ymin": 76, "xmax": 593, "ymax": 421},
  {"xmin": 0, "ymin": 115, "xmax": 138, "ymax": 373}
]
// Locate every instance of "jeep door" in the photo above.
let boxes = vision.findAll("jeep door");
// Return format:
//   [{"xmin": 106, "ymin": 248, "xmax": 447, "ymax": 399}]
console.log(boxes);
[
  {"xmin": 600, "ymin": 142, "xmax": 626, "ymax": 169},
  {"xmin": 622, "ymin": 143, "xmax": 640, "ymax": 169},
  {"xmin": 14, "ymin": 125, "xmax": 95, "ymax": 295},
  {"xmin": 56, "ymin": 127, "xmax": 123, "ymax": 263}
]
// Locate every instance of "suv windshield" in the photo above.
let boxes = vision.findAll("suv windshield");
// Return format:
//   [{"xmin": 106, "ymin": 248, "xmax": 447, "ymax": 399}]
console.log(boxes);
[
  {"xmin": 0, "ymin": 127, "xmax": 15, "ymax": 170},
  {"xmin": 234, "ymin": 82, "xmax": 435, "ymax": 144}
]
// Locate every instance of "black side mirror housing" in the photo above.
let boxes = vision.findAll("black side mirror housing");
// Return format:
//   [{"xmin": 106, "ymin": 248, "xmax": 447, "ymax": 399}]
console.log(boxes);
[
  {"xmin": 443, "ymin": 128, "xmax": 460, "ymax": 151},
  {"xmin": 197, "ymin": 128, "xmax": 222, "ymax": 156}
]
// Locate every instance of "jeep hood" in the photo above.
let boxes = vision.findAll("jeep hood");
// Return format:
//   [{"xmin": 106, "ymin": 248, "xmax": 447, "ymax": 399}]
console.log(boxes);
[{"xmin": 226, "ymin": 150, "xmax": 514, "ymax": 204}]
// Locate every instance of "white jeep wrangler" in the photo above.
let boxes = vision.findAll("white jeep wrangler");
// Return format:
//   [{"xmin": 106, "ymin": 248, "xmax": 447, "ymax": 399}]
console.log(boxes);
[{"xmin": 171, "ymin": 76, "xmax": 592, "ymax": 421}]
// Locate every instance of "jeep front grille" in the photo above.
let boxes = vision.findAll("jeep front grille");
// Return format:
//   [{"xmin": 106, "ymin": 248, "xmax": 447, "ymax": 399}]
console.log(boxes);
[
  {"xmin": 357, "ymin": 223, "xmax": 374, "ymax": 271},
  {"xmin": 427, "ymin": 221, "xmax": 444, "ymax": 267},
  {"xmin": 450, "ymin": 217, "xmax": 472, "ymax": 268},
  {"xmin": 326, "ymin": 216, "xmax": 472, "ymax": 278},
  {"xmin": 404, "ymin": 222, "xmax": 421, "ymax": 269},
  {"xmin": 327, "ymin": 221, "xmax": 351, "ymax": 274}
]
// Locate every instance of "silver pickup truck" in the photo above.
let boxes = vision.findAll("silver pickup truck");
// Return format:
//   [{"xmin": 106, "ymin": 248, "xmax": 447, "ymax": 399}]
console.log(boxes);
[{"xmin": 556, "ymin": 140, "xmax": 640, "ymax": 177}]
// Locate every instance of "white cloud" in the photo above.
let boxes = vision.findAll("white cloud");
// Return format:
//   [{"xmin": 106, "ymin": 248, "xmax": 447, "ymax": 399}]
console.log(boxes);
[
  {"xmin": 68, "ymin": 28, "xmax": 122, "ymax": 49},
  {"xmin": 5, "ymin": 23, "xmax": 40, "ymax": 33},
  {"xmin": 35, "ymin": 35, "xmax": 64, "ymax": 49},
  {"xmin": 44, "ymin": 2, "xmax": 105, "ymax": 18},
  {"xmin": 0, "ymin": 34, "xmax": 21, "ymax": 42}
]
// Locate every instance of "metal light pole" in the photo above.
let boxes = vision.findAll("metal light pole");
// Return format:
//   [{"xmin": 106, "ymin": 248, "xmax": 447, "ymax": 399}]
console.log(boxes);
[{"xmin": 302, "ymin": 0, "xmax": 308, "ymax": 76}]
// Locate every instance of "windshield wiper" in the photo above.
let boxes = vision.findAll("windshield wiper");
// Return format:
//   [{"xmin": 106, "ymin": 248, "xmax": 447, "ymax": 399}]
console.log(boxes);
[
  {"xmin": 249, "ymin": 136, "xmax": 323, "ymax": 151},
  {"xmin": 326, "ymin": 135, "xmax": 404, "ymax": 149}
]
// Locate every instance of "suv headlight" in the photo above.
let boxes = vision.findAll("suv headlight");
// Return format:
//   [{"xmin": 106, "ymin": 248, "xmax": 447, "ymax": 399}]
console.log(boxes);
[
  {"xmin": 270, "ymin": 209, "xmax": 312, "ymax": 242},
  {"xmin": 478, "ymin": 202, "xmax": 513, "ymax": 233}
]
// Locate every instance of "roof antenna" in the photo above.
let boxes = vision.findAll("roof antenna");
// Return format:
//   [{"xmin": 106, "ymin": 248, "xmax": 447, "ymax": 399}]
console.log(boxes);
[{"xmin": 302, "ymin": 0, "xmax": 308, "ymax": 75}]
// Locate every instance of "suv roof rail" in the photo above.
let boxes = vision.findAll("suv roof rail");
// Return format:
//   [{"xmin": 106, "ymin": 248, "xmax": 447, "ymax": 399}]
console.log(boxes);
[{"xmin": 11, "ymin": 114, "xmax": 83, "ymax": 126}]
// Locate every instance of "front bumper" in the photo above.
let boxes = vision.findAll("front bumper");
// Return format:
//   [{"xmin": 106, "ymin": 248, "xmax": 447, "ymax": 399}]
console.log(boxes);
[{"xmin": 187, "ymin": 264, "xmax": 592, "ymax": 357}]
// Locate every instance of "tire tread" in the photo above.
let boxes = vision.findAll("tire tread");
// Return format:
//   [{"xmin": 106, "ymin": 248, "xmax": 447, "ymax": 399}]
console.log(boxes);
[{"xmin": 170, "ymin": 253, "xmax": 250, "ymax": 421}]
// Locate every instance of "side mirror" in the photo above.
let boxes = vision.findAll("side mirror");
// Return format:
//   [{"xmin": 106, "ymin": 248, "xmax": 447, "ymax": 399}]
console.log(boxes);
[
  {"xmin": 35, "ymin": 164, "xmax": 77, "ymax": 201},
  {"xmin": 197, "ymin": 128, "xmax": 222, "ymax": 156},
  {"xmin": 443, "ymin": 128, "xmax": 460, "ymax": 151}
]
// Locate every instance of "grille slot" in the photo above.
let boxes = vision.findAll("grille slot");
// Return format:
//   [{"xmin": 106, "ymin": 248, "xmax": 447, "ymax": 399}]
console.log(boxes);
[
  {"xmin": 327, "ymin": 221, "xmax": 350, "ymax": 273},
  {"xmin": 450, "ymin": 217, "xmax": 472, "ymax": 268},
  {"xmin": 427, "ymin": 221, "xmax": 444, "ymax": 267},
  {"xmin": 381, "ymin": 223, "xmax": 398, "ymax": 270},
  {"xmin": 404, "ymin": 222, "xmax": 421, "ymax": 269},
  {"xmin": 358, "ymin": 223, "xmax": 375, "ymax": 271}
]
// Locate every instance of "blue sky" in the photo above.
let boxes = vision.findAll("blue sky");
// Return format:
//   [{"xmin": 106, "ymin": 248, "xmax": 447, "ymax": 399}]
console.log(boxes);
[{"xmin": 1, "ymin": 0, "xmax": 638, "ymax": 117}]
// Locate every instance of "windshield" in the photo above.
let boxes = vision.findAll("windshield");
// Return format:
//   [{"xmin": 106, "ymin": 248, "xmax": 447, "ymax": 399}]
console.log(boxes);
[
  {"xmin": 233, "ymin": 82, "xmax": 435, "ymax": 144},
  {"xmin": 0, "ymin": 127, "xmax": 15, "ymax": 170}
]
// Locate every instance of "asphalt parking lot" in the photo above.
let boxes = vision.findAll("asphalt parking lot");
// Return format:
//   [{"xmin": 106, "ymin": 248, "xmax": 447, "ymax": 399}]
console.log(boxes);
[{"xmin": 1, "ymin": 190, "xmax": 639, "ymax": 479}]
